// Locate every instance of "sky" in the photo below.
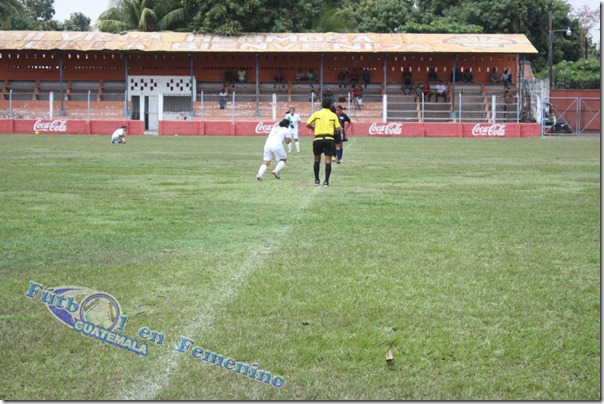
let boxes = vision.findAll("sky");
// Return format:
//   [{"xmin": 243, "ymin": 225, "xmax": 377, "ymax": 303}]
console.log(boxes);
[
  {"xmin": 53, "ymin": 0, "xmax": 111, "ymax": 25},
  {"xmin": 53, "ymin": 0, "xmax": 601, "ymax": 40}
]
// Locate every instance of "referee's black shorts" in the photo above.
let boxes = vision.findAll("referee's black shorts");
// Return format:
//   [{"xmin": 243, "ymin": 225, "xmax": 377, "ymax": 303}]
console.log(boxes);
[{"xmin": 313, "ymin": 135, "xmax": 336, "ymax": 157}]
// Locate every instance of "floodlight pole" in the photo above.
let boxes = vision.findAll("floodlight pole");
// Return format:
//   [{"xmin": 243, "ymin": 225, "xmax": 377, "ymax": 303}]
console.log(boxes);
[{"xmin": 547, "ymin": 6, "xmax": 572, "ymax": 92}]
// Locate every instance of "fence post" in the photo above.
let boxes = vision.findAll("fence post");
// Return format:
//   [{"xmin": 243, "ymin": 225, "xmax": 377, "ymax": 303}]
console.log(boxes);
[
  {"xmin": 49, "ymin": 91, "xmax": 54, "ymax": 120},
  {"xmin": 272, "ymin": 93, "xmax": 277, "ymax": 120},
  {"xmin": 491, "ymin": 95, "xmax": 496, "ymax": 124},
  {"xmin": 382, "ymin": 94, "xmax": 387, "ymax": 122},
  {"xmin": 9, "ymin": 89, "xmax": 12, "ymax": 119},
  {"xmin": 87, "ymin": 90, "xmax": 91, "ymax": 120},
  {"xmin": 232, "ymin": 91, "xmax": 236, "ymax": 123}
]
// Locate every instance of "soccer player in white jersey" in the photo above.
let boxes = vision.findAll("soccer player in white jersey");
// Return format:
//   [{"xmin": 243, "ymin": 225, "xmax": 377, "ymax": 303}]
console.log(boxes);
[
  {"xmin": 256, "ymin": 119, "xmax": 292, "ymax": 180},
  {"xmin": 284, "ymin": 107, "xmax": 301, "ymax": 153}
]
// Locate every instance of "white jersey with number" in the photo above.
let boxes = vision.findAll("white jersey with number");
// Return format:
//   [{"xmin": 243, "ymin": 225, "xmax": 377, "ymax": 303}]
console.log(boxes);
[{"xmin": 285, "ymin": 112, "xmax": 301, "ymax": 138}]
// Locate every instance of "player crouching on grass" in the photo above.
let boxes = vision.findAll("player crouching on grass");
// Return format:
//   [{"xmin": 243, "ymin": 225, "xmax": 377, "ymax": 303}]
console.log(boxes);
[
  {"xmin": 256, "ymin": 119, "xmax": 292, "ymax": 180},
  {"xmin": 111, "ymin": 125, "xmax": 127, "ymax": 144}
]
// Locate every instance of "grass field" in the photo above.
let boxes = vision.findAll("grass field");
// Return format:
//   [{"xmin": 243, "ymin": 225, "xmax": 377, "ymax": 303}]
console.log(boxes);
[{"xmin": 0, "ymin": 134, "xmax": 600, "ymax": 400}]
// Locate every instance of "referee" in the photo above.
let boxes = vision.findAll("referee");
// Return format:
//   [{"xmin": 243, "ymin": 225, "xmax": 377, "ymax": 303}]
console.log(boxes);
[{"xmin": 306, "ymin": 99, "xmax": 341, "ymax": 187}]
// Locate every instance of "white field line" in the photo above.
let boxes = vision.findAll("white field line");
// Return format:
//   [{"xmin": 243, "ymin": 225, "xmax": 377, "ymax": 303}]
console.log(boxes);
[{"xmin": 119, "ymin": 188, "xmax": 317, "ymax": 400}]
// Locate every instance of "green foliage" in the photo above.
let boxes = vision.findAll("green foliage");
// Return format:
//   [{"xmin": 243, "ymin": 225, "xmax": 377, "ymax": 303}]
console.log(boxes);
[
  {"xmin": 341, "ymin": 0, "xmax": 414, "ymax": 33},
  {"xmin": 397, "ymin": 18, "xmax": 483, "ymax": 34},
  {"xmin": 22, "ymin": 0, "xmax": 54, "ymax": 21},
  {"xmin": 0, "ymin": 0, "xmax": 24, "ymax": 28},
  {"xmin": 62, "ymin": 12, "xmax": 91, "ymax": 31},
  {"xmin": 538, "ymin": 58, "xmax": 601, "ymax": 89},
  {"xmin": 97, "ymin": 0, "xmax": 191, "ymax": 32},
  {"xmin": 190, "ymin": 0, "xmax": 322, "ymax": 35}
]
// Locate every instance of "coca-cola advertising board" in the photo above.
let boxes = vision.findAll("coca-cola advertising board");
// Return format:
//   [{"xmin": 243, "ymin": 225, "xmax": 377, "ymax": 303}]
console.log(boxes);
[
  {"xmin": 463, "ymin": 123, "xmax": 519, "ymax": 138},
  {"xmin": 33, "ymin": 119, "xmax": 68, "ymax": 133}
]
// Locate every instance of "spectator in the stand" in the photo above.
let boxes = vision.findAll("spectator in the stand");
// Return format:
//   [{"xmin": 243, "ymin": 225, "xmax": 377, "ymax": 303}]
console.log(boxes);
[
  {"xmin": 503, "ymin": 89, "xmax": 513, "ymax": 119},
  {"xmin": 451, "ymin": 69, "xmax": 462, "ymax": 82},
  {"xmin": 224, "ymin": 68, "xmax": 235, "ymax": 87},
  {"xmin": 490, "ymin": 68, "xmax": 501, "ymax": 84},
  {"xmin": 307, "ymin": 69, "xmax": 316, "ymax": 86},
  {"xmin": 323, "ymin": 88, "xmax": 335, "ymax": 106},
  {"xmin": 237, "ymin": 67, "xmax": 247, "ymax": 87},
  {"xmin": 350, "ymin": 69, "xmax": 359, "ymax": 87},
  {"xmin": 338, "ymin": 70, "xmax": 346, "ymax": 88},
  {"xmin": 362, "ymin": 69, "xmax": 370, "ymax": 88},
  {"xmin": 463, "ymin": 69, "xmax": 474, "ymax": 83},
  {"xmin": 295, "ymin": 68, "xmax": 304, "ymax": 86},
  {"xmin": 401, "ymin": 69, "xmax": 413, "ymax": 95},
  {"xmin": 427, "ymin": 68, "xmax": 439, "ymax": 82},
  {"xmin": 219, "ymin": 87, "xmax": 228, "ymax": 109},
  {"xmin": 352, "ymin": 84, "xmax": 363, "ymax": 110},
  {"xmin": 435, "ymin": 81, "xmax": 448, "ymax": 102},
  {"xmin": 273, "ymin": 69, "xmax": 285, "ymax": 88},
  {"xmin": 501, "ymin": 68, "xmax": 512, "ymax": 89},
  {"xmin": 421, "ymin": 82, "xmax": 433, "ymax": 102},
  {"xmin": 414, "ymin": 84, "xmax": 423, "ymax": 102}
]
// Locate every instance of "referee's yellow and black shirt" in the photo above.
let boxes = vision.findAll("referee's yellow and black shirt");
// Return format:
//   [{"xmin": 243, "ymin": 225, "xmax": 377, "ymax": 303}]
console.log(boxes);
[{"xmin": 306, "ymin": 108, "xmax": 341, "ymax": 140}]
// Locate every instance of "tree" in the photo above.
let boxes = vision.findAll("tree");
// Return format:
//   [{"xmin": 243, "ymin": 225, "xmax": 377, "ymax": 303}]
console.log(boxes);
[
  {"xmin": 8, "ymin": 0, "xmax": 55, "ymax": 30},
  {"xmin": 535, "ymin": 57, "xmax": 600, "ymax": 89},
  {"xmin": 23, "ymin": 0, "xmax": 54, "ymax": 21},
  {"xmin": 97, "ymin": 0, "xmax": 192, "ymax": 32},
  {"xmin": 190, "ymin": 0, "xmax": 326, "ymax": 35},
  {"xmin": 63, "ymin": 12, "xmax": 91, "ymax": 31},
  {"xmin": 0, "ymin": 0, "xmax": 24, "ymax": 29},
  {"xmin": 339, "ymin": 0, "xmax": 414, "ymax": 33}
]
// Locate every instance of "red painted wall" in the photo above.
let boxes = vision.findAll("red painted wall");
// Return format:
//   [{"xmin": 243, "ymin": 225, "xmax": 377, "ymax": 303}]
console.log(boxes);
[
  {"xmin": 2, "ymin": 119, "xmax": 144, "ymax": 135},
  {"xmin": 0, "ymin": 118, "xmax": 540, "ymax": 138}
]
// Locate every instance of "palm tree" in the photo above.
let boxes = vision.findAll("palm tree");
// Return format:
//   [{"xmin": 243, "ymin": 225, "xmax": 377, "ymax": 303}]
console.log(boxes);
[
  {"xmin": 97, "ymin": 0, "xmax": 192, "ymax": 33},
  {"xmin": 0, "ymin": 0, "xmax": 24, "ymax": 29}
]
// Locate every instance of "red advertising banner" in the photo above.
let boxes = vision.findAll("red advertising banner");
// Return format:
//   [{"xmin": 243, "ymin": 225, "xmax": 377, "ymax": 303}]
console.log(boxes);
[{"xmin": 0, "ymin": 119, "xmax": 540, "ymax": 138}]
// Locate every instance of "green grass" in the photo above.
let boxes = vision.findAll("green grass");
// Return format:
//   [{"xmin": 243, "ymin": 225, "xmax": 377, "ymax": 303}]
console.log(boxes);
[{"xmin": 0, "ymin": 134, "xmax": 600, "ymax": 400}]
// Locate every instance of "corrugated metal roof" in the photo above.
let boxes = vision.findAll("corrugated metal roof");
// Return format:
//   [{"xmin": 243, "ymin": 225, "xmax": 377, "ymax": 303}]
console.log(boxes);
[{"xmin": 0, "ymin": 31, "xmax": 538, "ymax": 54}]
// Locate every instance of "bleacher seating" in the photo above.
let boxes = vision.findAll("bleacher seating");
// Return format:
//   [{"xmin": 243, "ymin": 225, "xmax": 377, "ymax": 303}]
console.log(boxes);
[{"xmin": 0, "ymin": 78, "xmax": 521, "ymax": 123}]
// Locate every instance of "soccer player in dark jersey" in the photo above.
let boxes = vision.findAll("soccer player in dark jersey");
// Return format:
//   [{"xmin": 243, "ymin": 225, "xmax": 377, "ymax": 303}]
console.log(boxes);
[{"xmin": 335, "ymin": 105, "xmax": 351, "ymax": 164}]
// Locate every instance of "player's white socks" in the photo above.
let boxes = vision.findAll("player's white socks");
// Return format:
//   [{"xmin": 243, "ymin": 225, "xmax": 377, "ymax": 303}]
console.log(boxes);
[
  {"xmin": 295, "ymin": 141, "xmax": 300, "ymax": 152},
  {"xmin": 288, "ymin": 144, "xmax": 292, "ymax": 152},
  {"xmin": 274, "ymin": 160, "xmax": 285, "ymax": 173},
  {"xmin": 257, "ymin": 164, "xmax": 267, "ymax": 178}
]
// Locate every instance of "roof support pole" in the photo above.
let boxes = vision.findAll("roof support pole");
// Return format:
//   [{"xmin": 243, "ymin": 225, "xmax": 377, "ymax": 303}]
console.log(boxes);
[
  {"xmin": 451, "ymin": 53, "xmax": 457, "ymax": 119},
  {"xmin": 255, "ymin": 53, "xmax": 260, "ymax": 117},
  {"xmin": 59, "ymin": 50, "xmax": 65, "ymax": 116},
  {"xmin": 320, "ymin": 53, "xmax": 324, "ymax": 102},
  {"xmin": 383, "ymin": 53, "xmax": 388, "ymax": 96},
  {"xmin": 189, "ymin": 53, "xmax": 195, "ymax": 117},
  {"xmin": 124, "ymin": 52, "xmax": 129, "ymax": 119}
]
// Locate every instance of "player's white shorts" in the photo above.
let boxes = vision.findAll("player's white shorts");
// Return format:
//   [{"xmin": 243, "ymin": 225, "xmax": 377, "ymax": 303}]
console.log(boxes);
[
  {"xmin": 263, "ymin": 145, "xmax": 287, "ymax": 161},
  {"xmin": 290, "ymin": 130, "xmax": 299, "ymax": 140}
]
